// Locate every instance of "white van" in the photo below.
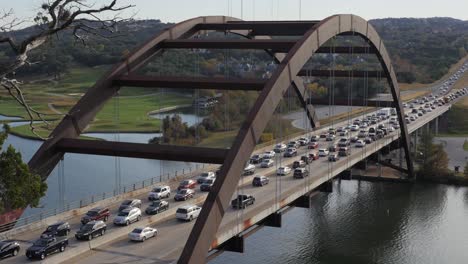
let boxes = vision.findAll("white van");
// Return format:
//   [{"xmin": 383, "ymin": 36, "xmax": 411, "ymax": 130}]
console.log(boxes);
[{"xmin": 176, "ymin": 205, "xmax": 201, "ymax": 221}]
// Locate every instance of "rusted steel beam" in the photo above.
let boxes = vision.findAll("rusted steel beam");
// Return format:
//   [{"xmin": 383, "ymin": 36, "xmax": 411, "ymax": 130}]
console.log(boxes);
[
  {"xmin": 298, "ymin": 69, "xmax": 386, "ymax": 78},
  {"xmin": 159, "ymin": 39, "xmax": 297, "ymax": 52},
  {"xmin": 179, "ymin": 14, "xmax": 415, "ymax": 264},
  {"xmin": 315, "ymin": 46, "xmax": 377, "ymax": 54},
  {"xmin": 28, "ymin": 16, "xmax": 241, "ymax": 178},
  {"xmin": 196, "ymin": 21, "xmax": 319, "ymax": 36},
  {"xmin": 113, "ymin": 75, "xmax": 265, "ymax": 91},
  {"xmin": 307, "ymin": 98, "xmax": 395, "ymax": 107},
  {"xmin": 55, "ymin": 138, "xmax": 227, "ymax": 164}
]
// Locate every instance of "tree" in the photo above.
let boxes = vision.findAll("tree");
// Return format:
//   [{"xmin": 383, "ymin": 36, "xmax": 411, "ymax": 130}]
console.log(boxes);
[
  {"xmin": 464, "ymin": 161, "xmax": 468, "ymax": 178},
  {"xmin": 416, "ymin": 130, "xmax": 449, "ymax": 178},
  {"xmin": 0, "ymin": 0, "xmax": 133, "ymax": 138},
  {"xmin": 0, "ymin": 124, "xmax": 47, "ymax": 213}
]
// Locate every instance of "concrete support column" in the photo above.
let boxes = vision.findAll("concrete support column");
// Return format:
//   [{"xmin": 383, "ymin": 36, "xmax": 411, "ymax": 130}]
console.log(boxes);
[{"xmin": 435, "ymin": 116, "xmax": 439, "ymax": 135}]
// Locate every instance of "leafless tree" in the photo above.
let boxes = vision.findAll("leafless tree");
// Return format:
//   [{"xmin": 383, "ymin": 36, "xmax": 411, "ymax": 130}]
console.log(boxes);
[{"xmin": 0, "ymin": 0, "xmax": 134, "ymax": 138}]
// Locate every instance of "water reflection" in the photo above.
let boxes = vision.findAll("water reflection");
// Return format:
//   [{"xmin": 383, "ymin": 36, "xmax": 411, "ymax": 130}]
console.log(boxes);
[
  {"xmin": 210, "ymin": 181, "xmax": 468, "ymax": 264},
  {"xmin": 149, "ymin": 107, "xmax": 208, "ymax": 126}
]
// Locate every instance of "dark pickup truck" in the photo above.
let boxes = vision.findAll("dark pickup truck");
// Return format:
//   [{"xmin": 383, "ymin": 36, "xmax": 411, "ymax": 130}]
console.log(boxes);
[
  {"xmin": 231, "ymin": 194, "xmax": 255, "ymax": 209},
  {"xmin": 26, "ymin": 236, "xmax": 68, "ymax": 260}
]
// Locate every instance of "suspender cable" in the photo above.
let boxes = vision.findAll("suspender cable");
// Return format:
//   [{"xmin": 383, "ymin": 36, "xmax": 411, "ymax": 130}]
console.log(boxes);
[{"xmin": 113, "ymin": 87, "xmax": 121, "ymax": 194}]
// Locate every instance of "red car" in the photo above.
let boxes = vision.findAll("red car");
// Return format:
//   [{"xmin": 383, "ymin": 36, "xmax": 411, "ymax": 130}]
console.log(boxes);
[
  {"xmin": 309, "ymin": 153, "xmax": 319, "ymax": 160},
  {"xmin": 178, "ymin": 179, "xmax": 196, "ymax": 190},
  {"xmin": 308, "ymin": 142, "xmax": 319, "ymax": 149}
]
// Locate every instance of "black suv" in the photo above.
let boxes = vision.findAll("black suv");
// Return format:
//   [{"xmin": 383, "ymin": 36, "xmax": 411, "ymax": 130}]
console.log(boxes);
[
  {"xmin": 0, "ymin": 240, "xmax": 20, "ymax": 259},
  {"xmin": 26, "ymin": 236, "xmax": 68, "ymax": 260},
  {"xmin": 81, "ymin": 207, "xmax": 110, "ymax": 224},
  {"xmin": 41, "ymin": 222, "xmax": 70, "ymax": 237},
  {"xmin": 145, "ymin": 200, "xmax": 170, "ymax": 215},
  {"xmin": 300, "ymin": 155, "xmax": 313, "ymax": 164},
  {"xmin": 293, "ymin": 168, "xmax": 309, "ymax": 178},
  {"xmin": 75, "ymin": 220, "xmax": 107, "ymax": 241}
]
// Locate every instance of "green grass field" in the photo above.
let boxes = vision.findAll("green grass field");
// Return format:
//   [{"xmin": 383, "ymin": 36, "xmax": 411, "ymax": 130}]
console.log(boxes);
[{"xmin": 1, "ymin": 65, "xmax": 193, "ymax": 138}]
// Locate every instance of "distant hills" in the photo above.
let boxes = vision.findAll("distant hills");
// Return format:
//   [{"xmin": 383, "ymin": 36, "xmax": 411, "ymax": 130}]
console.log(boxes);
[
  {"xmin": 2, "ymin": 17, "xmax": 467, "ymax": 84},
  {"xmin": 370, "ymin": 17, "xmax": 468, "ymax": 83}
]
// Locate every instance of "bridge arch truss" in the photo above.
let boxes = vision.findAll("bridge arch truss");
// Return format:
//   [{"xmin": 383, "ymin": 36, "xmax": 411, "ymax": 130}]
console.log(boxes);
[{"xmin": 28, "ymin": 14, "xmax": 414, "ymax": 263}]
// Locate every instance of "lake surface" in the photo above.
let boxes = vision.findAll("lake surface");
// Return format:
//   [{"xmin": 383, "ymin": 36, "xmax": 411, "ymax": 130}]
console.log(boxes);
[
  {"xmin": 211, "ymin": 180, "xmax": 468, "ymax": 264},
  {"xmin": 149, "ymin": 107, "xmax": 208, "ymax": 126},
  {"xmin": 1, "ymin": 129, "xmax": 199, "ymax": 218}
]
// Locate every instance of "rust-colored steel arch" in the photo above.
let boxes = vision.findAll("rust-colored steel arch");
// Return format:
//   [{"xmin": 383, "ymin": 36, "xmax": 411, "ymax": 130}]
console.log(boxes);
[
  {"xmin": 178, "ymin": 14, "xmax": 414, "ymax": 263},
  {"xmin": 25, "ymin": 14, "xmax": 415, "ymax": 264}
]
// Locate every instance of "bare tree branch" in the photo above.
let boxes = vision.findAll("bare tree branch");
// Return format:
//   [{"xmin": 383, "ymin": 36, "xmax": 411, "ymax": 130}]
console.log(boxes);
[{"xmin": 0, "ymin": 1, "xmax": 134, "ymax": 137}]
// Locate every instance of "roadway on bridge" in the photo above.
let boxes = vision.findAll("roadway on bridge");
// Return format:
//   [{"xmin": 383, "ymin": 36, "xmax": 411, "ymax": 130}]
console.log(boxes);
[
  {"xmin": 63, "ymin": 102, "xmax": 451, "ymax": 264},
  {"xmin": 2, "ymin": 80, "xmax": 464, "ymax": 263}
]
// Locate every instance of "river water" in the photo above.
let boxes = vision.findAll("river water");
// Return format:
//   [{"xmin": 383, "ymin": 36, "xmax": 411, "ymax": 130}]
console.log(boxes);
[{"xmin": 211, "ymin": 180, "xmax": 468, "ymax": 264}]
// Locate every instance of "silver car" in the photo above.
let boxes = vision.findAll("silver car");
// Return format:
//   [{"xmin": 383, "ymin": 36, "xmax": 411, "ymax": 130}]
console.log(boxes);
[
  {"xmin": 114, "ymin": 207, "xmax": 142, "ymax": 226},
  {"xmin": 128, "ymin": 227, "xmax": 158, "ymax": 242}
]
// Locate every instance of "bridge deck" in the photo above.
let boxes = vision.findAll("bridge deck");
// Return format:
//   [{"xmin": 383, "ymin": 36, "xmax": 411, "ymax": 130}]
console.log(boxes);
[{"xmin": 1, "ymin": 99, "xmax": 452, "ymax": 264}]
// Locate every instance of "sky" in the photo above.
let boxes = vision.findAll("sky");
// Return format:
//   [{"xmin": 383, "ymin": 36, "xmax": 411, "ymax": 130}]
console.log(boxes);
[{"xmin": 3, "ymin": 0, "xmax": 468, "ymax": 27}]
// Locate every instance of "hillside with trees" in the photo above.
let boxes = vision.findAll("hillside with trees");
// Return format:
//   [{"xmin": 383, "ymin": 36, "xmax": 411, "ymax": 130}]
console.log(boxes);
[{"xmin": 2, "ymin": 17, "xmax": 466, "ymax": 84}]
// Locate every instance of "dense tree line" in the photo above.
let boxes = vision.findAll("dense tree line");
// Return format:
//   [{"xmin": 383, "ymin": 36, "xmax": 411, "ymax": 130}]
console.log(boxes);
[
  {"xmin": 0, "ymin": 125, "xmax": 47, "ymax": 214},
  {"xmin": 3, "ymin": 17, "xmax": 465, "ymax": 84}
]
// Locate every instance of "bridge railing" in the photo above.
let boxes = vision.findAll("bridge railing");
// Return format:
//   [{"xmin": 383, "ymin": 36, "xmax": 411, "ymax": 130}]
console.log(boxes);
[{"xmin": 0, "ymin": 164, "xmax": 212, "ymax": 233}]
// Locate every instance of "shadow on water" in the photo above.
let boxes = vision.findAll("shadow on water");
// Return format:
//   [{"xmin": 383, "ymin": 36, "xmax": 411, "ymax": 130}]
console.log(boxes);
[{"xmin": 210, "ymin": 180, "xmax": 468, "ymax": 264}]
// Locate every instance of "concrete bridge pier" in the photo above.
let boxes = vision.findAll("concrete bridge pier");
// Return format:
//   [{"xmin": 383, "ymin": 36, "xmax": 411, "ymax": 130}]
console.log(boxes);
[{"xmin": 319, "ymin": 180, "xmax": 333, "ymax": 193}]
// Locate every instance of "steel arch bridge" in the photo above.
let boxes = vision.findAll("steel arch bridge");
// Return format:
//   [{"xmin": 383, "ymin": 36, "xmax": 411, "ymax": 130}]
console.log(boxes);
[{"xmin": 28, "ymin": 14, "xmax": 414, "ymax": 263}]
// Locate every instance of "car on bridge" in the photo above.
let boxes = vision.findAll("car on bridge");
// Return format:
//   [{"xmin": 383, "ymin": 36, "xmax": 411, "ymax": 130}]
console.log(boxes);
[
  {"xmin": 358, "ymin": 130, "xmax": 368, "ymax": 138},
  {"xmin": 41, "ymin": 221, "xmax": 70, "ymax": 238},
  {"xmin": 339, "ymin": 130, "xmax": 349, "ymax": 136},
  {"xmin": 176, "ymin": 205, "xmax": 201, "ymax": 221},
  {"xmin": 350, "ymin": 136, "xmax": 359, "ymax": 143},
  {"xmin": 277, "ymin": 166, "xmax": 291, "ymax": 176},
  {"xmin": 338, "ymin": 138, "xmax": 350, "ymax": 147},
  {"xmin": 263, "ymin": 150, "xmax": 276, "ymax": 159},
  {"xmin": 288, "ymin": 141, "xmax": 300, "ymax": 148},
  {"xmin": 309, "ymin": 152, "xmax": 319, "ymax": 160},
  {"xmin": 355, "ymin": 140, "xmax": 366, "ymax": 148},
  {"xmin": 197, "ymin": 172, "xmax": 215, "ymax": 184},
  {"xmin": 243, "ymin": 163, "xmax": 256, "ymax": 175},
  {"xmin": 128, "ymin": 227, "xmax": 158, "ymax": 242},
  {"xmin": 328, "ymin": 154, "xmax": 340, "ymax": 162},
  {"xmin": 338, "ymin": 147, "xmax": 351, "ymax": 157},
  {"xmin": 145, "ymin": 200, "xmax": 169, "ymax": 215},
  {"xmin": 308, "ymin": 141, "xmax": 319, "ymax": 149},
  {"xmin": 300, "ymin": 155, "xmax": 313, "ymax": 164},
  {"xmin": 178, "ymin": 179, "xmax": 197, "ymax": 190},
  {"xmin": 298, "ymin": 137, "xmax": 309, "ymax": 146},
  {"xmin": 75, "ymin": 220, "xmax": 106, "ymax": 241},
  {"xmin": 119, "ymin": 199, "xmax": 142, "ymax": 212},
  {"xmin": 26, "ymin": 236, "xmax": 68, "ymax": 260},
  {"xmin": 284, "ymin": 148, "xmax": 298, "ymax": 157},
  {"xmin": 114, "ymin": 207, "xmax": 142, "ymax": 226},
  {"xmin": 350, "ymin": 125, "xmax": 359, "ymax": 131},
  {"xmin": 148, "ymin": 186, "xmax": 171, "ymax": 200},
  {"xmin": 250, "ymin": 154, "xmax": 264, "ymax": 164},
  {"xmin": 261, "ymin": 158, "xmax": 274, "ymax": 168},
  {"xmin": 81, "ymin": 207, "xmax": 110, "ymax": 224},
  {"xmin": 293, "ymin": 168, "xmax": 309, "ymax": 178},
  {"xmin": 274, "ymin": 143, "xmax": 287, "ymax": 153},
  {"xmin": 310, "ymin": 135, "xmax": 319, "ymax": 142},
  {"xmin": 252, "ymin": 175, "xmax": 269, "ymax": 187},
  {"xmin": 200, "ymin": 178, "xmax": 216, "ymax": 192},
  {"xmin": 231, "ymin": 194, "xmax": 255, "ymax": 209},
  {"xmin": 292, "ymin": 160, "xmax": 306, "ymax": 169},
  {"xmin": 328, "ymin": 144, "xmax": 339, "ymax": 152},
  {"xmin": 174, "ymin": 189, "xmax": 195, "ymax": 201},
  {"xmin": 0, "ymin": 240, "xmax": 20, "ymax": 259},
  {"xmin": 318, "ymin": 148, "xmax": 329, "ymax": 157},
  {"xmin": 326, "ymin": 134, "xmax": 336, "ymax": 141}
]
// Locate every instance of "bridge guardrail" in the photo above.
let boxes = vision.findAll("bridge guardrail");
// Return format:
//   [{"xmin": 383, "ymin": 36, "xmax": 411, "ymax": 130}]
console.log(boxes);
[{"xmin": 0, "ymin": 163, "xmax": 212, "ymax": 234}]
